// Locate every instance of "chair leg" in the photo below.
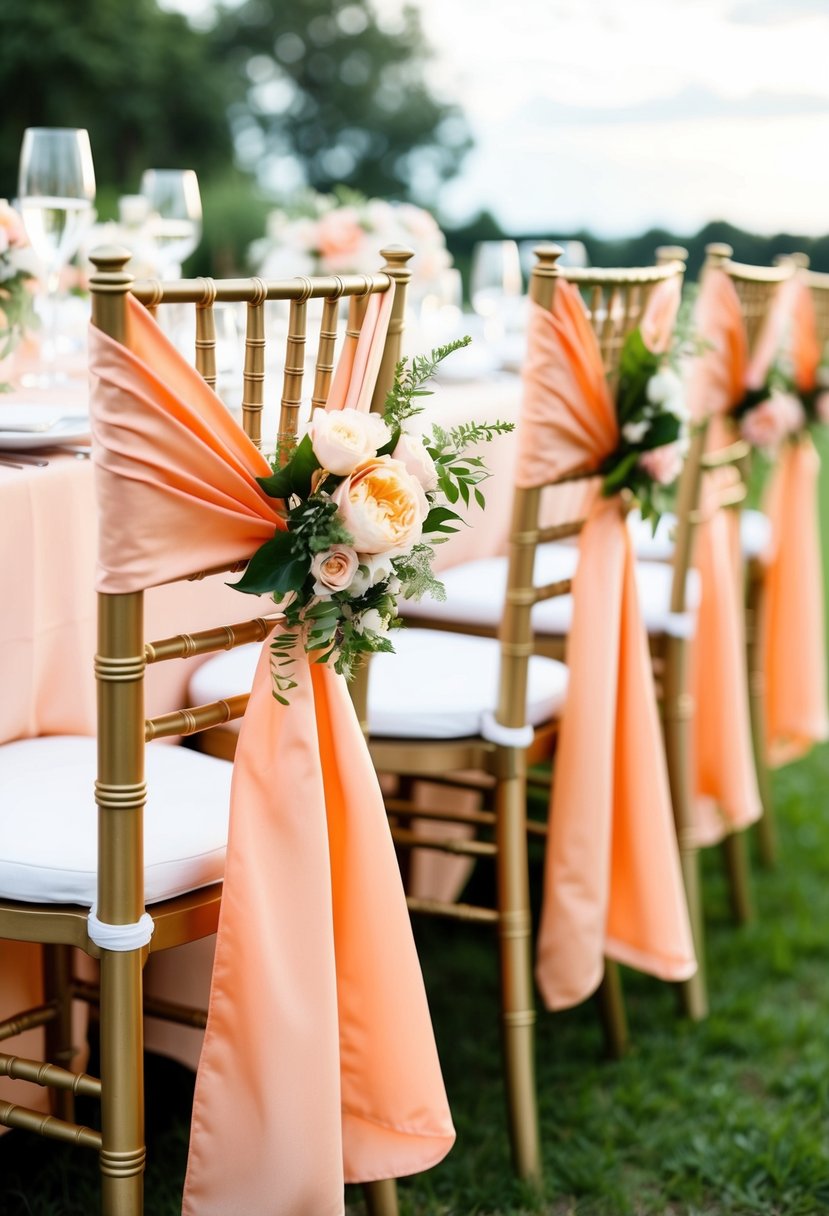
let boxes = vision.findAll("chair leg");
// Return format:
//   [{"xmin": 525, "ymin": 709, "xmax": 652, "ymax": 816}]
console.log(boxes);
[
  {"xmin": 494, "ymin": 752, "xmax": 541, "ymax": 1184},
  {"xmin": 746, "ymin": 572, "xmax": 777, "ymax": 867},
  {"xmin": 721, "ymin": 830, "xmax": 754, "ymax": 925},
  {"xmin": 661, "ymin": 638, "xmax": 708, "ymax": 1020},
  {"xmin": 362, "ymin": 1179, "xmax": 400, "ymax": 1216},
  {"xmin": 42, "ymin": 944, "xmax": 77, "ymax": 1123},
  {"xmin": 595, "ymin": 961, "xmax": 628, "ymax": 1059},
  {"xmin": 99, "ymin": 948, "xmax": 146, "ymax": 1216}
]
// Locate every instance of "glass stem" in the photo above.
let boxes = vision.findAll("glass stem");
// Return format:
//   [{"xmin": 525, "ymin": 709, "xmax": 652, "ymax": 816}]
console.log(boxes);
[{"xmin": 42, "ymin": 269, "xmax": 61, "ymax": 376}]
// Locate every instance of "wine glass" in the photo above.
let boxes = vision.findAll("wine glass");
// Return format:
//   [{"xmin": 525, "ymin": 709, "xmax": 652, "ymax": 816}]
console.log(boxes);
[
  {"xmin": 17, "ymin": 127, "xmax": 96, "ymax": 384},
  {"xmin": 140, "ymin": 169, "xmax": 202, "ymax": 279},
  {"xmin": 469, "ymin": 240, "xmax": 523, "ymax": 340}
]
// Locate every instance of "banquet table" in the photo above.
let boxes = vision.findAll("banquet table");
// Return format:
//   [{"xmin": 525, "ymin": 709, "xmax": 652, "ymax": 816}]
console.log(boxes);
[{"xmin": 0, "ymin": 365, "xmax": 525, "ymax": 1115}]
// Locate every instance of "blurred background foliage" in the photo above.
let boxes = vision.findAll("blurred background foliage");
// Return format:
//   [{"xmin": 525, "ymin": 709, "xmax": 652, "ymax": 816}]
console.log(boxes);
[{"xmin": 0, "ymin": 0, "xmax": 825, "ymax": 279}]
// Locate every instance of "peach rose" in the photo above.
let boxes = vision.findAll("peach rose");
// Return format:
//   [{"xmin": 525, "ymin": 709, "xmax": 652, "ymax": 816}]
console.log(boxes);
[
  {"xmin": 309, "ymin": 407, "xmax": 388, "ymax": 475},
  {"xmin": 310, "ymin": 546, "xmax": 359, "ymax": 596},
  {"xmin": 816, "ymin": 392, "xmax": 829, "ymax": 425},
  {"xmin": 332, "ymin": 455, "xmax": 428, "ymax": 554},
  {"xmin": 392, "ymin": 431, "xmax": 438, "ymax": 491},
  {"xmin": 315, "ymin": 207, "xmax": 365, "ymax": 268},
  {"xmin": 638, "ymin": 441, "xmax": 685, "ymax": 486},
  {"xmin": 739, "ymin": 392, "xmax": 802, "ymax": 450}
]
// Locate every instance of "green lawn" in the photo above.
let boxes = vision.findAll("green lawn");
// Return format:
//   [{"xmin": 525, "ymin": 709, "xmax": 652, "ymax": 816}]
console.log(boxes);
[{"xmin": 4, "ymin": 432, "xmax": 829, "ymax": 1215}]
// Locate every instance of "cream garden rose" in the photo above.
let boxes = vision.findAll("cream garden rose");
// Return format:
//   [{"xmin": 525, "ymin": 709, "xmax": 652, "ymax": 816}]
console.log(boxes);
[
  {"xmin": 391, "ymin": 431, "xmax": 438, "ymax": 491},
  {"xmin": 309, "ymin": 408, "xmax": 389, "ymax": 476},
  {"xmin": 332, "ymin": 455, "xmax": 428, "ymax": 554},
  {"xmin": 310, "ymin": 546, "xmax": 359, "ymax": 596}
]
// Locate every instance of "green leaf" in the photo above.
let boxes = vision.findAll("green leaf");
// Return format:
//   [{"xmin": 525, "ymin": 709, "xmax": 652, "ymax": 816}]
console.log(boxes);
[
  {"xmin": 640, "ymin": 413, "xmax": 681, "ymax": 450},
  {"xmin": 257, "ymin": 433, "xmax": 321, "ymax": 500},
  {"xmin": 601, "ymin": 450, "xmax": 639, "ymax": 496},
  {"xmin": 230, "ymin": 530, "xmax": 310, "ymax": 595},
  {"xmin": 424, "ymin": 505, "xmax": 463, "ymax": 534}
]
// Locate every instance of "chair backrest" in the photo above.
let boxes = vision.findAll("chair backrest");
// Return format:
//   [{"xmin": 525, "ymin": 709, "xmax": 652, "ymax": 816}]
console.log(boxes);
[
  {"xmin": 496, "ymin": 247, "xmax": 687, "ymax": 728},
  {"xmin": 88, "ymin": 246, "xmax": 411, "ymax": 932},
  {"xmin": 707, "ymin": 242, "xmax": 792, "ymax": 355},
  {"xmin": 806, "ymin": 266, "xmax": 829, "ymax": 352}
]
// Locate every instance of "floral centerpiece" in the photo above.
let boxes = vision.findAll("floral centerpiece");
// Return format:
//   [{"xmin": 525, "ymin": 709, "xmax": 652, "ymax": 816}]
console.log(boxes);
[
  {"xmin": 232, "ymin": 337, "xmax": 513, "ymax": 700},
  {"xmin": 599, "ymin": 321, "xmax": 691, "ymax": 527},
  {"xmin": 0, "ymin": 200, "xmax": 37, "ymax": 387},
  {"xmin": 249, "ymin": 189, "xmax": 452, "ymax": 297}
]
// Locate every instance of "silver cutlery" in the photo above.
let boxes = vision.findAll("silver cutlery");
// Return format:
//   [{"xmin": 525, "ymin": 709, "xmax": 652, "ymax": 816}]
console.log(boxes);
[{"xmin": 0, "ymin": 451, "xmax": 49, "ymax": 467}]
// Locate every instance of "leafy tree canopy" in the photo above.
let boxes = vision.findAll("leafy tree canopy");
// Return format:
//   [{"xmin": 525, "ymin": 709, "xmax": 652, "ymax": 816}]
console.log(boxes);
[
  {"xmin": 210, "ymin": 0, "xmax": 472, "ymax": 202},
  {"xmin": 0, "ymin": 0, "xmax": 237, "ymax": 199}
]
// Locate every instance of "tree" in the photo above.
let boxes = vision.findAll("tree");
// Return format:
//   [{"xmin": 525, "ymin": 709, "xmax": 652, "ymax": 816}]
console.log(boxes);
[
  {"xmin": 0, "ymin": 0, "xmax": 238, "ymax": 199},
  {"xmin": 210, "ymin": 0, "xmax": 472, "ymax": 203}
]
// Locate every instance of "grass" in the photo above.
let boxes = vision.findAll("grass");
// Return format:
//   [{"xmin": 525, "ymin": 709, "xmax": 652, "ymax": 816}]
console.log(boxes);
[{"xmin": 3, "ymin": 749, "xmax": 829, "ymax": 1215}]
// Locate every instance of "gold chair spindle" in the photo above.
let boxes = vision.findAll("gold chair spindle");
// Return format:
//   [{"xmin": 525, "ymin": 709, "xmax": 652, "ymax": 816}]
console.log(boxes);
[{"xmin": 242, "ymin": 279, "xmax": 267, "ymax": 449}]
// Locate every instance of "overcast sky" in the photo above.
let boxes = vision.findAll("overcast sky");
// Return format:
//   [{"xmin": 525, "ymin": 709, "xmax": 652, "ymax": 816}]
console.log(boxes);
[{"xmin": 167, "ymin": 0, "xmax": 829, "ymax": 237}]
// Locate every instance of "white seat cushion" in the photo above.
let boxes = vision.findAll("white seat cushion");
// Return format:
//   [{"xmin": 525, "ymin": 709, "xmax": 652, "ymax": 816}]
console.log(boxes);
[
  {"xmin": 188, "ymin": 630, "xmax": 568, "ymax": 742},
  {"xmin": 403, "ymin": 544, "xmax": 700, "ymax": 637},
  {"xmin": 0, "ymin": 736, "xmax": 232, "ymax": 906},
  {"xmin": 627, "ymin": 507, "xmax": 771, "ymax": 562}
]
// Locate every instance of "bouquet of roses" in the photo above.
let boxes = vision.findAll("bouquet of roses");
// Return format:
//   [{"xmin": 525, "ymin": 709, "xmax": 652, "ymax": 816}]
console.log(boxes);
[
  {"xmin": 733, "ymin": 347, "xmax": 829, "ymax": 451},
  {"xmin": 599, "ymin": 323, "xmax": 691, "ymax": 527},
  {"xmin": 249, "ymin": 188, "xmax": 452, "ymax": 295},
  {"xmin": 0, "ymin": 200, "xmax": 37, "ymax": 386},
  {"xmin": 233, "ymin": 337, "xmax": 513, "ymax": 701}
]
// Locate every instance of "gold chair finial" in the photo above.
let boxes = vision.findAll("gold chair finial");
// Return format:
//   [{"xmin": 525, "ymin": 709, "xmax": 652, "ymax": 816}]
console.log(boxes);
[
  {"xmin": 529, "ymin": 244, "xmax": 563, "ymax": 309},
  {"xmin": 704, "ymin": 242, "xmax": 733, "ymax": 268},
  {"xmin": 655, "ymin": 245, "xmax": 689, "ymax": 266},
  {"xmin": 89, "ymin": 246, "xmax": 134, "ymax": 343},
  {"xmin": 774, "ymin": 251, "xmax": 810, "ymax": 270}
]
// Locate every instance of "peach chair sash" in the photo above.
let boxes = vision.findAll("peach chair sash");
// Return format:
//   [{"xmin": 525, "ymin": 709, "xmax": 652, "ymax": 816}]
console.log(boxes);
[
  {"xmin": 685, "ymin": 268, "xmax": 762, "ymax": 844},
  {"xmin": 88, "ymin": 293, "xmax": 455, "ymax": 1216},
  {"xmin": 760, "ymin": 280, "xmax": 828, "ymax": 764},
  {"xmin": 518, "ymin": 282, "xmax": 696, "ymax": 1010}
]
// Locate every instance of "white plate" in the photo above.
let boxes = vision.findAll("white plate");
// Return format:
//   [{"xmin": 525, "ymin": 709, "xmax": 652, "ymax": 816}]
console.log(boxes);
[{"xmin": 0, "ymin": 402, "xmax": 90, "ymax": 450}]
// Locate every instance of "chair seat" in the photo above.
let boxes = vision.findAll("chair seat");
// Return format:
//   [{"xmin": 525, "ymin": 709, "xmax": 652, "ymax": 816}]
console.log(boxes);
[
  {"xmin": 188, "ymin": 629, "xmax": 568, "ymax": 741},
  {"xmin": 627, "ymin": 507, "xmax": 772, "ymax": 562},
  {"xmin": 0, "ymin": 736, "xmax": 232, "ymax": 906},
  {"xmin": 401, "ymin": 544, "xmax": 700, "ymax": 636}
]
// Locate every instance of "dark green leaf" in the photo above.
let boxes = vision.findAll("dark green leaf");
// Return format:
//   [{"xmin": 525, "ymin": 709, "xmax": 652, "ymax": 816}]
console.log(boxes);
[{"xmin": 230, "ymin": 530, "xmax": 310, "ymax": 595}]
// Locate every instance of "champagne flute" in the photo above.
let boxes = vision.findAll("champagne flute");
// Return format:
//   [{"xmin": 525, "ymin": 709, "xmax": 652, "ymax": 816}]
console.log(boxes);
[
  {"xmin": 469, "ymin": 239, "xmax": 523, "ymax": 340},
  {"xmin": 140, "ymin": 169, "xmax": 202, "ymax": 279},
  {"xmin": 18, "ymin": 127, "xmax": 96, "ymax": 385}
]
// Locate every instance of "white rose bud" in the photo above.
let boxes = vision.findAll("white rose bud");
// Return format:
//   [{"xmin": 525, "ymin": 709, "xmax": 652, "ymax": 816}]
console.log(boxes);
[
  {"xmin": 309, "ymin": 408, "xmax": 389, "ymax": 476},
  {"xmin": 622, "ymin": 419, "xmax": 649, "ymax": 444},
  {"xmin": 355, "ymin": 607, "xmax": 390, "ymax": 636},
  {"xmin": 646, "ymin": 367, "xmax": 682, "ymax": 407},
  {"xmin": 391, "ymin": 431, "xmax": 439, "ymax": 492}
]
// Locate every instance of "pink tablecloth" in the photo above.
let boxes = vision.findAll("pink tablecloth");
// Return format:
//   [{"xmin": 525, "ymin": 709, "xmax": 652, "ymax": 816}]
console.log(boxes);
[{"xmin": 0, "ymin": 449, "xmax": 275, "ymax": 1113}]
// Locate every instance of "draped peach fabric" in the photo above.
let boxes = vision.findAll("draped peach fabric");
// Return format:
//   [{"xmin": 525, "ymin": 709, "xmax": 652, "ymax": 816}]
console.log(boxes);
[
  {"xmin": 88, "ymin": 292, "xmax": 454, "ymax": 1216},
  {"xmin": 685, "ymin": 268, "xmax": 762, "ymax": 845},
  {"xmin": 759, "ymin": 280, "xmax": 828, "ymax": 764},
  {"xmin": 519, "ymin": 281, "xmax": 697, "ymax": 1010}
]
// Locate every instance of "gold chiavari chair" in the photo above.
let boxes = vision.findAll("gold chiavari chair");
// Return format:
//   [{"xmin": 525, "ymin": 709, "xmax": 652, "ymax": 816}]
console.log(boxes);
[
  {"xmin": 0, "ymin": 245, "xmax": 413, "ymax": 1216},
  {"xmin": 707, "ymin": 244, "xmax": 796, "ymax": 869},
  {"xmin": 393, "ymin": 247, "xmax": 715, "ymax": 1019}
]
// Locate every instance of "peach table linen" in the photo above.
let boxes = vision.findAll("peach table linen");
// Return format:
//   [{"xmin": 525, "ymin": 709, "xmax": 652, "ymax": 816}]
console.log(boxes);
[
  {"xmin": 685, "ymin": 268, "xmax": 762, "ymax": 845},
  {"xmin": 88, "ymin": 294, "xmax": 454, "ymax": 1214},
  {"xmin": 759, "ymin": 279, "xmax": 828, "ymax": 764},
  {"xmin": 519, "ymin": 280, "xmax": 696, "ymax": 1011}
]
